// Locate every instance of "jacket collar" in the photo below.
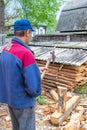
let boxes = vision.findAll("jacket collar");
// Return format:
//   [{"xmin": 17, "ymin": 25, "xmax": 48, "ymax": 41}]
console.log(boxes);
[{"xmin": 12, "ymin": 36, "xmax": 34, "ymax": 54}]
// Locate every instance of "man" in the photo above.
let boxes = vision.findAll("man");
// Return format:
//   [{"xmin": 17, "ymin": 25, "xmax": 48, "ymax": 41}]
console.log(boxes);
[{"xmin": 0, "ymin": 19, "xmax": 42, "ymax": 130}]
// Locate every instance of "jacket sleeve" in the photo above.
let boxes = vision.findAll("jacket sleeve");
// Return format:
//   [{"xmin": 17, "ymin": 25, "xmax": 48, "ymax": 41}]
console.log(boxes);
[{"xmin": 23, "ymin": 51, "xmax": 42, "ymax": 97}]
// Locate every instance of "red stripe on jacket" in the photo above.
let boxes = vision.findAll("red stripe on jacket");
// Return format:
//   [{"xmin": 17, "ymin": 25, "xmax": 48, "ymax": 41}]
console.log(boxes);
[{"xmin": 3, "ymin": 42, "xmax": 36, "ymax": 68}]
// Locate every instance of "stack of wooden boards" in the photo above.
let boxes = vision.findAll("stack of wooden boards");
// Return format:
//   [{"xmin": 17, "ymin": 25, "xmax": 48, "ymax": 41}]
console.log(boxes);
[{"xmin": 37, "ymin": 60, "xmax": 87, "ymax": 91}]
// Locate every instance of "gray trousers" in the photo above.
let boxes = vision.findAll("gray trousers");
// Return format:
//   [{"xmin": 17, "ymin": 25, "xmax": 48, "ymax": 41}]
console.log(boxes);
[{"xmin": 8, "ymin": 106, "xmax": 35, "ymax": 130}]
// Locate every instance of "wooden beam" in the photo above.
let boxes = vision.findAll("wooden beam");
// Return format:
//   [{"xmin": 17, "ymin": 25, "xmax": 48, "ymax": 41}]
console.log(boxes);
[{"xmin": 57, "ymin": 86, "xmax": 67, "ymax": 113}]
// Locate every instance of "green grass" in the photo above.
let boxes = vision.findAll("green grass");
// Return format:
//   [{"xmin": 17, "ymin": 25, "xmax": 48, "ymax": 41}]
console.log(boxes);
[
  {"xmin": 74, "ymin": 83, "xmax": 87, "ymax": 94},
  {"xmin": 36, "ymin": 96, "xmax": 50, "ymax": 105}
]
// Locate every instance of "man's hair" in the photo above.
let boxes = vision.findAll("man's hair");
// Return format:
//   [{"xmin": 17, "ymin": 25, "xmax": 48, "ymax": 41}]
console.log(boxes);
[{"xmin": 14, "ymin": 30, "xmax": 26, "ymax": 37}]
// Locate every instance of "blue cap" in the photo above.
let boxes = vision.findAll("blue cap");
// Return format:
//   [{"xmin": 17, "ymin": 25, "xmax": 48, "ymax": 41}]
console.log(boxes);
[{"xmin": 14, "ymin": 19, "xmax": 35, "ymax": 31}]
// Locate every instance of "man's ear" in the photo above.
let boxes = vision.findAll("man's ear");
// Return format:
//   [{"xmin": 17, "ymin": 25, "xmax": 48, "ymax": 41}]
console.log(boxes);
[
  {"xmin": 25, "ymin": 30, "xmax": 29, "ymax": 37},
  {"xmin": 25, "ymin": 30, "xmax": 32, "ymax": 37},
  {"xmin": 28, "ymin": 30, "xmax": 32, "ymax": 34}
]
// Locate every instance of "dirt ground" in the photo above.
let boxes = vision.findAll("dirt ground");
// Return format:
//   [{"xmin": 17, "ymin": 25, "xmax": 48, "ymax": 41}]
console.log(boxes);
[
  {"xmin": 36, "ymin": 94, "xmax": 87, "ymax": 130},
  {"xmin": 0, "ymin": 94, "xmax": 87, "ymax": 130}
]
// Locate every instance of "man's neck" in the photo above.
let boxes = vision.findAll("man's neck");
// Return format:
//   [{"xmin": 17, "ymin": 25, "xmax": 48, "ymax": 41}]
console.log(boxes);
[{"xmin": 15, "ymin": 36, "xmax": 29, "ymax": 45}]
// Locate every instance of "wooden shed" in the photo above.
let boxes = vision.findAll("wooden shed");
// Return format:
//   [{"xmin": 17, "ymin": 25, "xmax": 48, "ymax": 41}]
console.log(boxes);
[{"xmin": 56, "ymin": 0, "xmax": 87, "ymax": 32}]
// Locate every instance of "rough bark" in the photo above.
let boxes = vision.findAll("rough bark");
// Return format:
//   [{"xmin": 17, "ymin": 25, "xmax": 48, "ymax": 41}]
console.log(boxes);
[{"xmin": 0, "ymin": 0, "xmax": 5, "ymax": 33}]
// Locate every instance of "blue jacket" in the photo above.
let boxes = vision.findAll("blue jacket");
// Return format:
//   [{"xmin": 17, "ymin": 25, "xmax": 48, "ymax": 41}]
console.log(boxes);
[{"xmin": 0, "ymin": 37, "xmax": 42, "ymax": 108}]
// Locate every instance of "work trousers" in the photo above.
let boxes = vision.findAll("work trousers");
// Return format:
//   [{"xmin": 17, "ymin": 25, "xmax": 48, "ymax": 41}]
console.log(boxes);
[{"xmin": 8, "ymin": 106, "xmax": 35, "ymax": 130}]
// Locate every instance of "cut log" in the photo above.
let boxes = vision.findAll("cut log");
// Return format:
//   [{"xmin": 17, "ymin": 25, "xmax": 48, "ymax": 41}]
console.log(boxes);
[
  {"xmin": 49, "ymin": 90, "xmax": 58, "ymax": 102},
  {"xmin": 57, "ymin": 86, "xmax": 67, "ymax": 113},
  {"xmin": 66, "ymin": 92, "xmax": 73, "ymax": 101},
  {"xmin": 50, "ymin": 110, "xmax": 62, "ymax": 125},
  {"xmin": 50, "ymin": 95, "xmax": 80, "ymax": 126},
  {"xmin": 49, "ymin": 90, "xmax": 73, "ymax": 102}
]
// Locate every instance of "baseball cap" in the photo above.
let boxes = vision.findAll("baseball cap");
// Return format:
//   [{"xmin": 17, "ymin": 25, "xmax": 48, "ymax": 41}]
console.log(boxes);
[{"xmin": 14, "ymin": 19, "xmax": 35, "ymax": 31}]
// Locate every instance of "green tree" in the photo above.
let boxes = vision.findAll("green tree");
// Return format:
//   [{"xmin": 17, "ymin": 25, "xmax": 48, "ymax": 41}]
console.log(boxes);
[
  {"xmin": 1, "ymin": 0, "xmax": 66, "ymax": 34},
  {"xmin": 5, "ymin": 0, "xmax": 65, "ymax": 29},
  {"xmin": 17, "ymin": 0, "xmax": 60, "ymax": 27}
]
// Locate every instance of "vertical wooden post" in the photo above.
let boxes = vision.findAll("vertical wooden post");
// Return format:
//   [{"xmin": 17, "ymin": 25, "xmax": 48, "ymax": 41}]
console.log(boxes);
[{"xmin": 57, "ymin": 86, "xmax": 67, "ymax": 113}]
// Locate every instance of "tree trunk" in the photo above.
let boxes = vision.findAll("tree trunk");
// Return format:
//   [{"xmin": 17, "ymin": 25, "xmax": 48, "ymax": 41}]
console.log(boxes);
[{"xmin": 0, "ymin": 0, "xmax": 5, "ymax": 33}]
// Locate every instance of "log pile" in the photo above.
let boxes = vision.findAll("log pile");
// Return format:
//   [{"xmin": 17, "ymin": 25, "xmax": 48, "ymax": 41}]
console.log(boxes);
[
  {"xmin": 37, "ymin": 60, "xmax": 87, "ymax": 91},
  {"xmin": 35, "ymin": 89, "xmax": 87, "ymax": 130},
  {"xmin": 50, "ymin": 94, "xmax": 80, "ymax": 126}
]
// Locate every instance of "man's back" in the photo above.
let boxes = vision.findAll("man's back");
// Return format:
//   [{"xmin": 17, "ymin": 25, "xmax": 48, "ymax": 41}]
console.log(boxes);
[{"xmin": 0, "ymin": 38, "xmax": 42, "ymax": 109}]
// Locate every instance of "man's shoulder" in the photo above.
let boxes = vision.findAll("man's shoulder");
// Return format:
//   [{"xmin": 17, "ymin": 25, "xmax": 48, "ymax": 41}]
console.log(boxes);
[{"xmin": 12, "ymin": 42, "xmax": 32, "ymax": 54}]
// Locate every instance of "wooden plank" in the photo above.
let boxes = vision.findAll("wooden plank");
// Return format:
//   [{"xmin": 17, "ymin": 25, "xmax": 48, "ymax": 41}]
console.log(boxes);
[
  {"xmin": 45, "ymin": 73, "xmax": 81, "ymax": 83},
  {"xmin": 37, "ymin": 59, "xmax": 87, "ymax": 91},
  {"xmin": 57, "ymin": 86, "xmax": 67, "ymax": 113},
  {"xmin": 41, "ymin": 60, "xmax": 50, "ymax": 79},
  {"xmin": 57, "ymin": 71, "xmax": 82, "ymax": 77}
]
